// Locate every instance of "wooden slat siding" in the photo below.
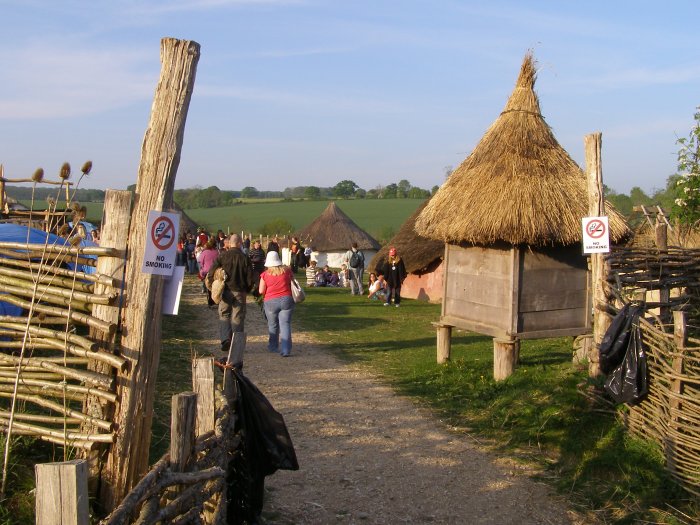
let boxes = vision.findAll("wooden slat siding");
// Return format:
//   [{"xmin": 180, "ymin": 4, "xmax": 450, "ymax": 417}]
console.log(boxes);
[
  {"xmin": 519, "ymin": 307, "xmax": 588, "ymax": 333},
  {"xmin": 519, "ymin": 288, "xmax": 588, "ymax": 312},
  {"xmin": 443, "ymin": 298, "xmax": 511, "ymax": 333},
  {"xmin": 444, "ymin": 244, "xmax": 513, "ymax": 334},
  {"xmin": 445, "ymin": 273, "xmax": 511, "ymax": 308},
  {"xmin": 438, "ymin": 315, "xmax": 509, "ymax": 339}
]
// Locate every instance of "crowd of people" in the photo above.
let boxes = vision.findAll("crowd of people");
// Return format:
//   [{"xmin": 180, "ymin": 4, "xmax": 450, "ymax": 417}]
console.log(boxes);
[{"xmin": 185, "ymin": 226, "xmax": 408, "ymax": 366}]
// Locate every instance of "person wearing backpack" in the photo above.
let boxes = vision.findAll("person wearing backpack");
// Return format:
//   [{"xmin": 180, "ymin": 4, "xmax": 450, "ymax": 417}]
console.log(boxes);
[{"xmin": 344, "ymin": 242, "xmax": 365, "ymax": 296}]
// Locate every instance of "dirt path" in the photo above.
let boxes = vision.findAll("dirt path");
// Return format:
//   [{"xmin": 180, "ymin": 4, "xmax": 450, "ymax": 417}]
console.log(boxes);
[{"xmin": 184, "ymin": 278, "xmax": 584, "ymax": 524}]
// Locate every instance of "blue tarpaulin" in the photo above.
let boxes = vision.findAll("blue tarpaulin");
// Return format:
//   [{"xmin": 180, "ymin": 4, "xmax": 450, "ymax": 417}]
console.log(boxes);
[{"xmin": 0, "ymin": 223, "xmax": 98, "ymax": 316}]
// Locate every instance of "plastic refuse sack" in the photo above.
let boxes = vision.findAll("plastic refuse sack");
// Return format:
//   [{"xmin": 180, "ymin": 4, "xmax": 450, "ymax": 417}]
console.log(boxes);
[
  {"xmin": 599, "ymin": 304, "xmax": 640, "ymax": 374},
  {"xmin": 227, "ymin": 369, "xmax": 299, "ymax": 524},
  {"xmin": 602, "ymin": 306, "xmax": 649, "ymax": 405}
]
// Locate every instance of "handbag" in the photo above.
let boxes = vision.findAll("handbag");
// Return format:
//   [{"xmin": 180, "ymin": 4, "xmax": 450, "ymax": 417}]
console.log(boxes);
[{"xmin": 290, "ymin": 278, "xmax": 305, "ymax": 303}]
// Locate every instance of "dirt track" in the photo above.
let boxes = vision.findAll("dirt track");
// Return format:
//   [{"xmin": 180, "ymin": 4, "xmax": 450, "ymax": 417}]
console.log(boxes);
[{"xmin": 186, "ymin": 278, "xmax": 585, "ymax": 524}]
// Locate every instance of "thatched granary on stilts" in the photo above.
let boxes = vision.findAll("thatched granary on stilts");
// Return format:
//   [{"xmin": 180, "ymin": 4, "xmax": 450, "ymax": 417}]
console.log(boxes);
[
  {"xmin": 369, "ymin": 198, "xmax": 445, "ymax": 302},
  {"xmin": 297, "ymin": 201, "xmax": 380, "ymax": 268},
  {"xmin": 414, "ymin": 52, "xmax": 630, "ymax": 379}
]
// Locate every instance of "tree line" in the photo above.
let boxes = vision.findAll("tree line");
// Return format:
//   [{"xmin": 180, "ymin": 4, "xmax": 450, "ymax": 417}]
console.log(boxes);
[
  {"xmin": 172, "ymin": 179, "xmax": 437, "ymax": 209},
  {"xmin": 4, "ymin": 186, "xmax": 105, "ymax": 203}
]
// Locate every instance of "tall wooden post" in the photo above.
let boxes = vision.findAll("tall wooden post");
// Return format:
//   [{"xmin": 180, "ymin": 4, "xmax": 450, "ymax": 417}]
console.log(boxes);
[
  {"xmin": 585, "ymin": 132, "xmax": 609, "ymax": 378},
  {"xmin": 81, "ymin": 190, "xmax": 132, "ymax": 486},
  {"xmin": 101, "ymin": 38, "xmax": 200, "ymax": 510},
  {"xmin": 655, "ymin": 223, "xmax": 670, "ymax": 323},
  {"xmin": 667, "ymin": 311, "xmax": 687, "ymax": 473}
]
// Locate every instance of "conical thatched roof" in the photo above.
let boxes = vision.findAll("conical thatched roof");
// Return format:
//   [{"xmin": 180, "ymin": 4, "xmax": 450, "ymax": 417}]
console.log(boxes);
[
  {"xmin": 415, "ymin": 53, "xmax": 630, "ymax": 247},
  {"xmin": 369, "ymin": 199, "xmax": 444, "ymax": 274},
  {"xmin": 297, "ymin": 201, "xmax": 380, "ymax": 251}
]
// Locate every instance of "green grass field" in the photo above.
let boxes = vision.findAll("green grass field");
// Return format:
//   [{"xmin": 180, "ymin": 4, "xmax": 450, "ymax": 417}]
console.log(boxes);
[{"xmin": 185, "ymin": 199, "xmax": 425, "ymax": 242}]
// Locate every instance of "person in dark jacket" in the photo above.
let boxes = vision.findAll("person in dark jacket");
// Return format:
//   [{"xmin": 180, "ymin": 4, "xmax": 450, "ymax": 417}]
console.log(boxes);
[
  {"xmin": 266, "ymin": 235, "xmax": 280, "ymax": 254},
  {"xmin": 206, "ymin": 234, "xmax": 254, "ymax": 352},
  {"xmin": 381, "ymin": 246, "xmax": 407, "ymax": 307},
  {"xmin": 248, "ymin": 239, "xmax": 266, "ymax": 296}
]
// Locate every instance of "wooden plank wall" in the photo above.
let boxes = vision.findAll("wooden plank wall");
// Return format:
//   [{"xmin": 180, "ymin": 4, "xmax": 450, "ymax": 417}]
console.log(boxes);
[
  {"xmin": 518, "ymin": 247, "xmax": 590, "ymax": 334},
  {"xmin": 443, "ymin": 244, "xmax": 513, "ymax": 334}
]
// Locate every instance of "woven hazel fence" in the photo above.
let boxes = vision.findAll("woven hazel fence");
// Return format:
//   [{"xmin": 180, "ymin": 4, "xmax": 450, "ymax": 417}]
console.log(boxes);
[
  {"xmin": 605, "ymin": 246, "xmax": 700, "ymax": 496},
  {"xmin": 627, "ymin": 316, "xmax": 700, "ymax": 497},
  {"xmin": 0, "ymin": 238, "xmax": 126, "ymax": 450}
]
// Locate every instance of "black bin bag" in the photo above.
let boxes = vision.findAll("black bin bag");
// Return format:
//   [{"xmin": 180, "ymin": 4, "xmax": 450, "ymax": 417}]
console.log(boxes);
[
  {"xmin": 601, "ymin": 305, "xmax": 649, "ymax": 405},
  {"xmin": 228, "ymin": 369, "xmax": 299, "ymax": 524}
]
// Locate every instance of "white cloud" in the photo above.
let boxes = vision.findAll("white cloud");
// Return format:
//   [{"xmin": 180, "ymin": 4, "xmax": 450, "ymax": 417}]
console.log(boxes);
[{"xmin": 0, "ymin": 43, "xmax": 156, "ymax": 119}]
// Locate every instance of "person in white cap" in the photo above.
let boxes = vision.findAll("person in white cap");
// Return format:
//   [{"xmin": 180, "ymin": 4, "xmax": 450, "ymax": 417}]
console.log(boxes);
[{"xmin": 258, "ymin": 250, "xmax": 295, "ymax": 357}]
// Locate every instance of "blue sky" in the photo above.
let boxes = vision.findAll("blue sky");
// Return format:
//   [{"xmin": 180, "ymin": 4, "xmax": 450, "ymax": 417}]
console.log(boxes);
[{"xmin": 1, "ymin": 1, "xmax": 698, "ymax": 194}]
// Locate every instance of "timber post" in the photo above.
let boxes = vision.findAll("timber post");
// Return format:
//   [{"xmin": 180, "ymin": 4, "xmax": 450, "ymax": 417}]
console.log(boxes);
[
  {"xmin": 170, "ymin": 392, "xmax": 198, "ymax": 473},
  {"xmin": 585, "ymin": 132, "xmax": 610, "ymax": 378},
  {"xmin": 655, "ymin": 223, "xmax": 671, "ymax": 323},
  {"xmin": 81, "ymin": 190, "xmax": 132, "ymax": 488},
  {"xmin": 667, "ymin": 310, "xmax": 687, "ymax": 473},
  {"xmin": 192, "ymin": 357, "xmax": 216, "ymax": 437},
  {"xmin": 35, "ymin": 459, "xmax": 89, "ymax": 525},
  {"xmin": 433, "ymin": 322, "xmax": 452, "ymax": 364},
  {"xmin": 101, "ymin": 37, "xmax": 201, "ymax": 510},
  {"xmin": 493, "ymin": 337, "xmax": 519, "ymax": 381}
]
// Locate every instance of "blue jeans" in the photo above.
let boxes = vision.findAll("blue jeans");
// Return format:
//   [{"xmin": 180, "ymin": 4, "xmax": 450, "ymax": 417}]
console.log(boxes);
[
  {"xmin": 386, "ymin": 285, "xmax": 401, "ymax": 305},
  {"xmin": 263, "ymin": 295, "xmax": 295, "ymax": 355}
]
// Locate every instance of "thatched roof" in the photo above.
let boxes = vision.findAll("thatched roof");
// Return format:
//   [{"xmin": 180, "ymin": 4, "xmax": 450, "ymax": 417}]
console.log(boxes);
[
  {"xmin": 296, "ymin": 201, "xmax": 380, "ymax": 251},
  {"xmin": 369, "ymin": 199, "xmax": 444, "ymax": 274},
  {"xmin": 415, "ymin": 52, "xmax": 630, "ymax": 247}
]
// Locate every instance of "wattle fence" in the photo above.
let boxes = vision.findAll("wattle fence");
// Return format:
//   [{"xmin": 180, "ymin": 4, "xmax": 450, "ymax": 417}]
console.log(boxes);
[{"xmin": 605, "ymin": 245, "xmax": 700, "ymax": 496}]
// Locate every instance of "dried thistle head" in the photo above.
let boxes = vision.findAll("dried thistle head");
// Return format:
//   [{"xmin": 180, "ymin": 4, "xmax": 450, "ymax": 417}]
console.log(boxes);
[
  {"xmin": 58, "ymin": 223, "xmax": 71, "ymax": 236},
  {"xmin": 68, "ymin": 235, "xmax": 82, "ymax": 246},
  {"xmin": 59, "ymin": 162, "xmax": 71, "ymax": 180},
  {"xmin": 31, "ymin": 168, "xmax": 44, "ymax": 182},
  {"xmin": 81, "ymin": 161, "xmax": 92, "ymax": 175},
  {"xmin": 46, "ymin": 196, "xmax": 56, "ymax": 207}
]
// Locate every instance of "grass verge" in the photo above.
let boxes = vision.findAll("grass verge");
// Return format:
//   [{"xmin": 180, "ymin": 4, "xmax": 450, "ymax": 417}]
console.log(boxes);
[{"xmin": 295, "ymin": 285, "xmax": 698, "ymax": 524}]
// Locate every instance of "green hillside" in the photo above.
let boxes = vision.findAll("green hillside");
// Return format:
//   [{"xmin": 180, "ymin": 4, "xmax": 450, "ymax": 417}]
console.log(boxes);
[{"xmin": 185, "ymin": 199, "xmax": 426, "ymax": 243}]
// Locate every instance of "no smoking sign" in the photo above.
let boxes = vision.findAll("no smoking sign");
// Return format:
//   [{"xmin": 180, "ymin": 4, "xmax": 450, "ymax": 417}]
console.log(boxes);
[
  {"xmin": 582, "ymin": 216, "xmax": 610, "ymax": 254},
  {"xmin": 143, "ymin": 210, "xmax": 180, "ymax": 275}
]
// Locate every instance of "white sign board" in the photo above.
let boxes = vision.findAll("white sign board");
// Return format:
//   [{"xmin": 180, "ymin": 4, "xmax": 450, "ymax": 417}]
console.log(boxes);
[
  {"xmin": 163, "ymin": 266, "xmax": 185, "ymax": 315},
  {"xmin": 582, "ymin": 216, "xmax": 610, "ymax": 254},
  {"xmin": 142, "ymin": 210, "xmax": 180, "ymax": 275}
]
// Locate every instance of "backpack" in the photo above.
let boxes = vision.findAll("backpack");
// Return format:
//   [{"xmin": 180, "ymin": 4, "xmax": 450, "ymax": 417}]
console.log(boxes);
[{"xmin": 349, "ymin": 250, "xmax": 362, "ymax": 268}]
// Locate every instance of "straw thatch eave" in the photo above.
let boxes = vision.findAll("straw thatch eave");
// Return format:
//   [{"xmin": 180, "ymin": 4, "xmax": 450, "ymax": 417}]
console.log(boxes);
[
  {"xmin": 369, "ymin": 199, "xmax": 444, "ymax": 274},
  {"xmin": 415, "ymin": 52, "xmax": 630, "ymax": 247},
  {"xmin": 296, "ymin": 201, "xmax": 380, "ymax": 251}
]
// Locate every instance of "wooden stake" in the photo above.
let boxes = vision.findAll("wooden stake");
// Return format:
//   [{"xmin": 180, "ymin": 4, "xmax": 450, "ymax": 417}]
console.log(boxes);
[
  {"xmin": 170, "ymin": 392, "xmax": 197, "ymax": 473},
  {"xmin": 101, "ymin": 37, "xmax": 201, "ymax": 511},
  {"xmin": 35, "ymin": 460, "xmax": 90, "ymax": 525},
  {"xmin": 192, "ymin": 357, "xmax": 215, "ymax": 437}
]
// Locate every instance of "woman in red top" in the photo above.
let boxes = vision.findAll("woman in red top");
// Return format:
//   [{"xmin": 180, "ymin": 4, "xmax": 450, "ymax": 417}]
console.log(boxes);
[{"xmin": 259, "ymin": 251, "xmax": 295, "ymax": 356}]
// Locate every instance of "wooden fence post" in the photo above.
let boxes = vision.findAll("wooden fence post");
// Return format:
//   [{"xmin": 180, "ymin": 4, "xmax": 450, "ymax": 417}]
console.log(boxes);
[
  {"xmin": 171, "ymin": 392, "xmax": 198, "ymax": 473},
  {"xmin": 192, "ymin": 357, "xmax": 216, "ymax": 437},
  {"xmin": 101, "ymin": 38, "xmax": 200, "ymax": 510},
  {"xmin": 81, "ymin": 190, "xmax": 132, "ymax": 485},
  {"xmin": 585, "ymin": 132, "xmax": 610, "ymax": 378},
  {"xmin": 35, "ymin": 459, "xmax": 89, "ymax": 525},
  {"xmin": 667, "ymin": 311, "xmax": 687, "ymax": 473}
]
